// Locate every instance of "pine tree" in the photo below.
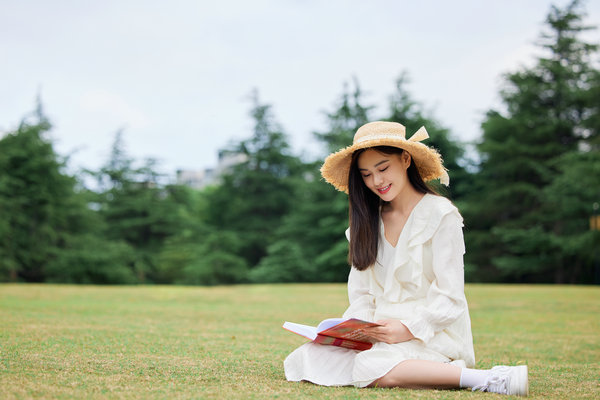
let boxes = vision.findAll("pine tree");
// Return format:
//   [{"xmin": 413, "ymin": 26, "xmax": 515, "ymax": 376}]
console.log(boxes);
[
  {"xmin": 251, "ymin": 80, "xmax": 373, "ymax": 282},
  {"xmin": 0, "ymin": 103, "xmax": 135, "ymax": 283},
  {"xmin": 464, "ymin": 0, "xmax": 599, "ymax": 282},
  {"xmin": 0, "ymin": 106, "xmax": 58, "ymax": 281},
  {"xmin": 204, "ymin": 90, "xmax": 301, "ymax": 271},
  {"xmin": 92, "ymin": 132, "xmax": 185, "ymax": 283}
]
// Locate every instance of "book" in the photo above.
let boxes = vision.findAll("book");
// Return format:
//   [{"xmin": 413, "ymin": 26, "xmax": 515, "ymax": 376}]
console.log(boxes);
[{"xmin": 282, "ymin": 318, "xmax": 380, "ymax": 351}]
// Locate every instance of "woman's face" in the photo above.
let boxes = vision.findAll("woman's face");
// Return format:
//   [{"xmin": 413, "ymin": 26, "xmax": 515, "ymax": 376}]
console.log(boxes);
[{"xmin": 357, "ymin": 148, "xmax": 411, "ymax": 202}]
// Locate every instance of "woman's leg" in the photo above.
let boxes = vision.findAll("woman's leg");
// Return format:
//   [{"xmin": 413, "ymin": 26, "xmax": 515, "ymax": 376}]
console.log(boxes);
[
  {"xmin": 367, "ymin": 360, "xmax": 529, "ymax": 396},
  {"xmin": 368, "ymin": 359, "xmax": 461, "ymax": 389}
]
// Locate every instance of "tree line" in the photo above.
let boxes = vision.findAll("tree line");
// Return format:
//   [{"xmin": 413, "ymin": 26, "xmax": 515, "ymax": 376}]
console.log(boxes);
[{"xmin": 1, "ymin": 1, "xmax": 598, "ymax": 285}]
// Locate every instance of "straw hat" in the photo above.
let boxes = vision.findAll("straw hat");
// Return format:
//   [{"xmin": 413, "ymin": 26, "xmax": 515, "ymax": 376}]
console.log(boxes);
[{"xmin": 320, "ymin": 121, "xmax": 449, "ymax": 193}]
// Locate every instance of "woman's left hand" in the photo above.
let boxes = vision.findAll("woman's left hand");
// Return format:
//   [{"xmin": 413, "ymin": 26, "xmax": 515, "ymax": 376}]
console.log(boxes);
[{"xmin": 361, "ymin": 319, "xmax": 415, "ymax": 344}]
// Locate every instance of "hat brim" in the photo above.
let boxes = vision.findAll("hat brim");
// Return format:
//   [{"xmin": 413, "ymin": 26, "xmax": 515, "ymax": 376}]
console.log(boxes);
[{"xmin": 320, "ymin": 138, "xmax": 448, "ymax": 193}]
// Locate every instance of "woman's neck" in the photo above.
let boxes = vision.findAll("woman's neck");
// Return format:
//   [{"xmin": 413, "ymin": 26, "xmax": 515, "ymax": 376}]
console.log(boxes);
[{"xmin": 385, "ymin": 186, "xmax": 425, "ymax": 216}]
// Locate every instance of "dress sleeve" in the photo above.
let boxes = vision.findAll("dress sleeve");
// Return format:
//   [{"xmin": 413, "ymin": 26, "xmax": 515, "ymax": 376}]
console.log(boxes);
[
  {"xmin": 401, "ymin": 211, "xmax": 468, "ymax": 343},
  {"xmin": 343, "ymin": 266, "xmax": 376, "ymax": 321},
  {"xmin": 341, "ymin": 228, "xmax": 376, "ymax": 321}
]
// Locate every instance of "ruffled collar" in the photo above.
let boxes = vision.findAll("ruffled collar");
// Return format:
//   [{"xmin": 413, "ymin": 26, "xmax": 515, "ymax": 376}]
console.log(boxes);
[
  {"xmin": 379, "ymin": 193, "xmax": 430, "ymax": 249},
  {"xmin": 377, "ymin": 194, "xmax": 459, "ymax": 300}
]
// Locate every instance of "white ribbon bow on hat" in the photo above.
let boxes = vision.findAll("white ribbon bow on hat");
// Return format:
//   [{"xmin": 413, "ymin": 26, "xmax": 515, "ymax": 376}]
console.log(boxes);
[
  {"xmin": 408, "ymin": 126, "xmax": 450, "ymax": 186},
  {"xmin": 408, "ymin": 126, "xmax": 429, "ymax": 142}
]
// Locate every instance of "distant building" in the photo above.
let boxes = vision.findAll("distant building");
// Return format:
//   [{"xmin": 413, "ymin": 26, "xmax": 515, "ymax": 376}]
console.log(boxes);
[
  {"xmin": 175, "ymin": 169, "xmax": 213, "ymax": 189},
  {"xmin": 176, "ymin": 150, "xmax": 248, "ymax": 189}
]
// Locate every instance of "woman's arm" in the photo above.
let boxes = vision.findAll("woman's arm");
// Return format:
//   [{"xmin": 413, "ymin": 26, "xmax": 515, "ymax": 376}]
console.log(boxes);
[
  {"xmin": 341, "ymin": 227, "xmax": 376, "ymax": 321},
  {"xmin": 342, "ymin": 266, "xmax": 376, "ymax": 321}
]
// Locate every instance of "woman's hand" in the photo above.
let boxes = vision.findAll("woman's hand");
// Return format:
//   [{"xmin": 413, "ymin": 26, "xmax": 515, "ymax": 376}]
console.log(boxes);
[{"xmin": 362, "ymin": 319, "xmax": 415, "ymax": 344}]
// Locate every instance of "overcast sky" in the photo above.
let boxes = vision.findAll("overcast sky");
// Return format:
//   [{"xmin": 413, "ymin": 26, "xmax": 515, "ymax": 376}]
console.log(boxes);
[{"xmin": 1, "ymin": 0, "xmax": 599, "ymax": 177}]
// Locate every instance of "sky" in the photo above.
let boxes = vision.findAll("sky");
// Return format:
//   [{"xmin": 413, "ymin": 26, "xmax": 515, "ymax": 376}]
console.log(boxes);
[{"xmin": 1, "ymin": 0, "xmax": 599, "ymax": 178}]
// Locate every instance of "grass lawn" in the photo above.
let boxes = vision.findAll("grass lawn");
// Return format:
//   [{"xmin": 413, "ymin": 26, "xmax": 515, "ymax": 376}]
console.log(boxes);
[{"xmin": 0, "ymin": 283, "xmax": 598, "ymax": 399}]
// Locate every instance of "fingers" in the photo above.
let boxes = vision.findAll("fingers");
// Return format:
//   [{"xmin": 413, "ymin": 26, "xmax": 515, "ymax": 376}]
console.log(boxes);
[{"xmin": 361, "ymin": 326, "xmax": 389, "ymax": 342}]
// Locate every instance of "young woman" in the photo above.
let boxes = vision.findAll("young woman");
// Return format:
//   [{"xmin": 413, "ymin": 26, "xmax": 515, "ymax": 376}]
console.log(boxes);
[{"xmin": 284, "ymin": 121, "xmax": 528, "ymax": 396}]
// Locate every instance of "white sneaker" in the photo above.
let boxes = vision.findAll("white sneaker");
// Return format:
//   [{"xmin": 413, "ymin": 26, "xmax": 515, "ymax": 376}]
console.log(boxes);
[{"xmin": 472, "ymin": 365, "xmax": 529, "ymax": 396}]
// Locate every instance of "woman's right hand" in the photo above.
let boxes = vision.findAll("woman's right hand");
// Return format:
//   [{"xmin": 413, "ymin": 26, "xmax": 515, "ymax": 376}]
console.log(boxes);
[{"xmin": 362, "ymin": 319, "xmax": 415, "ymax": 344}]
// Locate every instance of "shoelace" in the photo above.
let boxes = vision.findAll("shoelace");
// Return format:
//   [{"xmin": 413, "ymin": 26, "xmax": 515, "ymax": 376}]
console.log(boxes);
[{"xmin": 472, "ymin": 374, "xmax": 509, "ymax": 394}]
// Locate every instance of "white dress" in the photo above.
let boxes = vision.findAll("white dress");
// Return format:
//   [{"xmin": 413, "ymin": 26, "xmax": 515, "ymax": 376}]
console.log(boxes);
[{"xmin": 284, "ymin": 193, "xmax": 475, "ymax": 387}]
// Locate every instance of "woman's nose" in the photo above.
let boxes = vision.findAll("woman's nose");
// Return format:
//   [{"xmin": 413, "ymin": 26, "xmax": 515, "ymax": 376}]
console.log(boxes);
[{"xmin": 374, "ymin": 173, "xmax": 383, "ymax": 185}]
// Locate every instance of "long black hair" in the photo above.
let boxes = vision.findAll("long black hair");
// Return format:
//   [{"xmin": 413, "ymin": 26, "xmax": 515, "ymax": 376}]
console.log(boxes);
[{"xmin": 347, "ymin": 146, "xmax": 436, "ymax": 270}]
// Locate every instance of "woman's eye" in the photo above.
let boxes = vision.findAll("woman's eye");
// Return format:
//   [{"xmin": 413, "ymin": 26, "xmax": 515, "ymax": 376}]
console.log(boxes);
[
  {"xmin": 362, "ymin": 174, "xmax": 371, "ymax": 178},
  {"xmin": 379, "ymin": 167, "xmax": 388, "ymax": 172}
]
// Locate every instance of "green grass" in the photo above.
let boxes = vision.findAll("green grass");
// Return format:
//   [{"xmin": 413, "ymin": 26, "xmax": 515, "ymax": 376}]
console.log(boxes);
[{"xmin": 0, "ymin": 284, "xmax": 598, "ymax": 399}]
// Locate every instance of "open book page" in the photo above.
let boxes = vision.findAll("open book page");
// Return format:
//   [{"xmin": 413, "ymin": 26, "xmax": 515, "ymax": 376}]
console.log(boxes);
[
  {"xmin": 315, "ymin": 318, "xmax": 347, "ymax": 332},
  {"xmin": 282, "ymin": 321, "xmax": 318, "ymax": 341}
]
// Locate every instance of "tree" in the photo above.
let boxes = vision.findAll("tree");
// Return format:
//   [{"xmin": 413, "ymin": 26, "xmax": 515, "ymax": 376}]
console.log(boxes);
[
  {"xmin": 92, "ymin": 132, "xmax": 187, "ymax": 283},
  {"xmin": 485, "ymin": 152, "xmax": 600, "ymax": 283},
  {"xmin": 249, "ymin": 166, "xmax": 351, "ymax": 283},
  {"xmin": 0, "ymin": 103, "xmax": 134, "ymax": 283},
  {"xmin": 178, "ymin": 230, "xmax": 249, "ymax": 285},
  {"xmin": 464, "ymin": 0, "xmax": 599, "ymax": 282},
  {"xmin": 154, "ymin": 183, "xmax": 252, "ymax": 285},
  {"xmin": 251, "ymin": 80, "xmax": 373, "ymax": 282},
  {"xmin": 0, "ymin": 106, "xmax": 58, "ymax": 281},
  {"xmin": 204, "ymin": 90, "xmax": 302, "ymax": 272}
]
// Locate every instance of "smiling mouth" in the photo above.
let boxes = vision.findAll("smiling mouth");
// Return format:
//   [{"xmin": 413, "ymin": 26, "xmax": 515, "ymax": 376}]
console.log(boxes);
[{"xmin": 377, "ymin": 184, "xmax": 391, "ymax": 194}]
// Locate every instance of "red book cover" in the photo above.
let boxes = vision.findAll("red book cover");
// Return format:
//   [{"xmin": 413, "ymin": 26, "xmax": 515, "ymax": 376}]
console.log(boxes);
[{"xmin": 283, "ymin": 318, "xmax": 379, "ymax": 351}]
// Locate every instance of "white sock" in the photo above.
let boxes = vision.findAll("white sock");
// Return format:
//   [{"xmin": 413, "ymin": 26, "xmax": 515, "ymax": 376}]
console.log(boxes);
[{"xmin": 459, "ymin": 368, "xmax": 490, "ymax": 389}]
